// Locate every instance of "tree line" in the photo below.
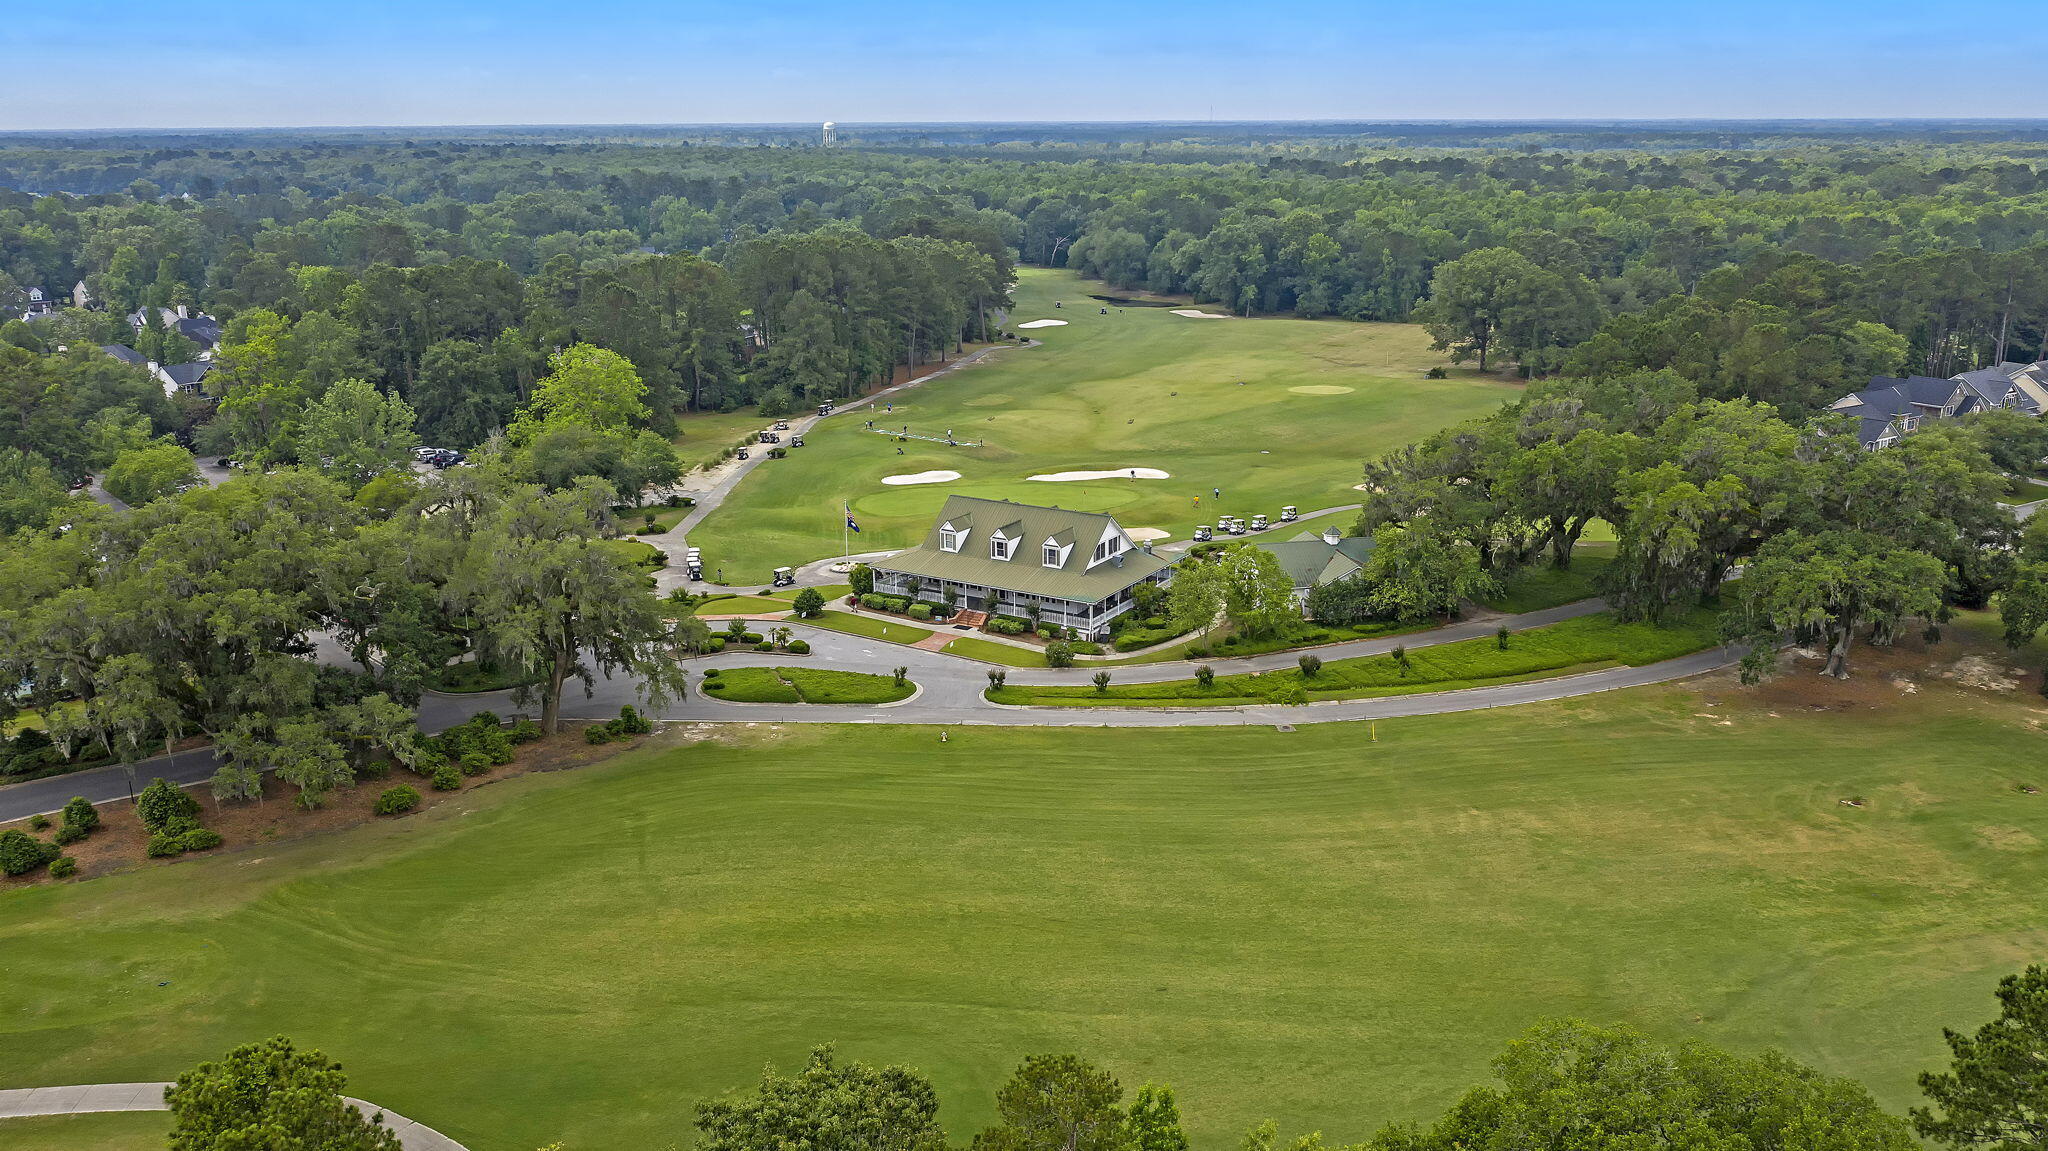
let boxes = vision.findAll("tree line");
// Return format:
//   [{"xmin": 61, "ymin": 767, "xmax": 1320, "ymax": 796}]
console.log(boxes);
[{"xmin": 151, "ymin": 963, "xmax": 2048, "ymax": 1150}]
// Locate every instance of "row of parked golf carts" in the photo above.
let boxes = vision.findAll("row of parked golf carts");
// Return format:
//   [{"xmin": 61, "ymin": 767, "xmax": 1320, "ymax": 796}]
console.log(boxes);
[{"xmin": 1191, "ymin": 505, "xmax": 1299, "ymax": 542}]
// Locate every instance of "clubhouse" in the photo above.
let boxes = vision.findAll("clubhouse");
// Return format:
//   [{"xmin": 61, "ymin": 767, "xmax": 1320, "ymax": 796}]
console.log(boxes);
[{"xmin": 871, "ymin": 496, "xmax": 1174, "ymax": 639}]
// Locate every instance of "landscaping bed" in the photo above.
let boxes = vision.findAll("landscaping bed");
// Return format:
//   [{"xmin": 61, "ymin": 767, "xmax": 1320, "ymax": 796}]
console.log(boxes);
[
  {"xmin": 986, "ymin": 609, "xmax": 1721, "ymax": 707},
  {"xmin": 799, "ymin": 610, "xmax": 934, "ymax": 644},
  {"xmin": 699, "ymin": 666, "xmax": 913, "ymax": 705}
]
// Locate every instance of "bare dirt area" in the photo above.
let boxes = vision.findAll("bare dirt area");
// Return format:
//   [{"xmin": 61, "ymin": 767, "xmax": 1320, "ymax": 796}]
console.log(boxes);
[
  {"xmin": 0, "ymin": 725, "xmax": 649, "ymax": 890},
  {"xmin": 1690, "ymin": 623, "xmax": 2042, "ymax": 716}
]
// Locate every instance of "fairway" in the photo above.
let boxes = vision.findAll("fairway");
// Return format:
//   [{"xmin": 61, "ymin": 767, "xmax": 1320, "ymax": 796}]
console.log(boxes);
[
  {"xmin": 689, "ymin": 268, "xmax": 1520, "ymax": 582},
  {"xmin": 2, "ymin": 684, "xmax": 2043, "ymax": 1151}
]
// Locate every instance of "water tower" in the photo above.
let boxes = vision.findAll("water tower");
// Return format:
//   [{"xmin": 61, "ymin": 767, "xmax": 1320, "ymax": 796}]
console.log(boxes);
[{"xmin": 821, "ymin": 121, "xmax": 837, "ymax": 147}]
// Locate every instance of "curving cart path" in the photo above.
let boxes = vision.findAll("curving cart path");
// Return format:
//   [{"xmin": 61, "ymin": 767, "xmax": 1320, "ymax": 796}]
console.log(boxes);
[{"xmin": 0, "ymin": 1083, "xmax": 466, "ymax": 1150}]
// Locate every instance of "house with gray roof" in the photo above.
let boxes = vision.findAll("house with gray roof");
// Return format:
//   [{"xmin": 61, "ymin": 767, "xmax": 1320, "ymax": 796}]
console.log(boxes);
[
  {"xmin": 870, "ymin": 496, "xmax": 1174, "ymax": 638},
  {"xmin": 1251, "ymin": 525, "xmax": 1377, "ymax": 609},
  {"xmin": 1828, "ymin": 361, "xmax": 2048, "ymax": 449}
]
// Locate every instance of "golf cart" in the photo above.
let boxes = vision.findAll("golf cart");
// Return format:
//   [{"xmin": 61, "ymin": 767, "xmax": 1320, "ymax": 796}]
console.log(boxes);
[
  {"xmin": 759, "ymin": 431, "xmax": 780, "ymax": 444},
  {"xmin": 1193, "ymin": 525, "xmax": 1212, "ymax": 542},
  {"xmin": 1250, "ymin": 513, "xmax": 1269, "ymax": 532},
  {"xmin": 1280, "ymin": 505, "xmax": 1299, "ymax": 522},
  {"xmin": 736, "ymin": 447, "xmax": 750, "ymax": 460},
  {"xmin": 817, "ymin": 402, "xmax": 834, "ymax": 416},
  {"xmin": 790, "ymin": 435, "xmax": 805, "ymax": 447},
  {"xmin": 772, "ymin": 419, "xmax": 790, "ymax": 431},
  {"xmin": 771, "ymin": 567, "xmax": 796, "ymax": 588},
  {"xmin": 1221, "ymin": 516, "xmax": 1246, "ymax": 535}
]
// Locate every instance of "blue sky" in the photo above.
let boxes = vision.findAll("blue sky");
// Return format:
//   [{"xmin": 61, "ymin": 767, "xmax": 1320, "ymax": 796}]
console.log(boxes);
[{"xmin": 3, "ymin": 0, "xmax": 2042, "ymax": 130}]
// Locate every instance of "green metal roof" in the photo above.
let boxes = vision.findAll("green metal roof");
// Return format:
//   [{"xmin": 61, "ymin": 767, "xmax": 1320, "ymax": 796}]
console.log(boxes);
[
  {"xmin": 1255, "ymin": 534, "xmax": 1376, "ymax": 590},
  {"xmin": 875, "ymin": 496, "xmax": 1171, "ymax": 604}
]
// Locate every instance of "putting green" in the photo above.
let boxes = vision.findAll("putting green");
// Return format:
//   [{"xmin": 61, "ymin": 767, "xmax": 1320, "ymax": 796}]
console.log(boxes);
[
  {"xmin": 688, "ymin": 268, "xmax": 1520, "ymax": 582},
  {"xmin": 1, "ymin": 680, "xmax": 2039, "ymax": 1150}
]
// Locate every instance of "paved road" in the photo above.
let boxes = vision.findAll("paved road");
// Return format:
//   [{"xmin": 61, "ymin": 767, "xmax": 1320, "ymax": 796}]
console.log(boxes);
[
  {"xmin": 0, "ymin": 599, "xmax": 1735, "ymax": 821},
  {"xmin": 0, "ymin": 1083, "xmax": 465, "ymax": 1150}
]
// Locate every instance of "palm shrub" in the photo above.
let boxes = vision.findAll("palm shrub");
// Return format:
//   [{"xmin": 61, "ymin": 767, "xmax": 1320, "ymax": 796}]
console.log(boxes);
[
  {"xmin": 374, "ymin": 785, "xmax": 422, "ymax": 815},
  {"xmin": 1497, "ymin": 625, "xmax": 1510, "ymax": 650},
  {"xmin": 987, "ymin": 669, "xmax": 1007, "ymax": 689},
  {"xmin": 1195, "ymin": 665, "xmax": 1215, "ymax": 688},
  {"xmin": 1091, "ymin": 671, "xmax": 1112, "ymax": 694},
  {"xmin": 1298, "ymin": 654, "xmax": 1323, "ymax": 678},
  {"xmin": 892, "ymin": 666, "xmax": 909, "ymax": 687}
]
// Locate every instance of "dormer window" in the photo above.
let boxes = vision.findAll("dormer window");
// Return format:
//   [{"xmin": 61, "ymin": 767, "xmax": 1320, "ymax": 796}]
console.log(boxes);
[
  {"xmin": 991, "ymin": 536, "xmax": 1011, "ymax": 561},
  {"xmin": 1044, "ymin": 545, "xmax": 1059, "ymax": 566},
  {"xmin": 940, "ymin": 524, "xmax": 968, "ymax": 553}
]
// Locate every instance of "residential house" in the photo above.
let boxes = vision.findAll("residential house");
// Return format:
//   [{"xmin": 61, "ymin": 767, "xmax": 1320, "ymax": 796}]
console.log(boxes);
[
  {"xmin": 99, "ymin": 343, "xmax": 212, "ymax": 396},
  {"xmin": 127, "ymin": 305, "xmax": 223, "ymax": 353},
  {"xmin": 19, "ymin": 286, "xmax": 57, "ymax": 318},
  {"xmin": 870, "ymin": 496, "xmax": 1174, "ymax": 638},
  {"xmin": 1828, "ymin": 360, "xmax": 2048, "ymax": 449},
  {"xmin": 1251, "ymin": 525, "xmax": 1377, "ymax": 610}
]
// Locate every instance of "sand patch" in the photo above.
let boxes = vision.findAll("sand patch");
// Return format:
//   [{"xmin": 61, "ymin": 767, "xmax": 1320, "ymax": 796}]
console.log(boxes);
[
  {"xmin": 1016, "ymin": 319, "xmax": 1068, "ymax": 329},
  {"xmin": 1289, "ymin": 385, "xmax": 1355, "ymax": 395},
  {"xmin": 1028, "ymin": 468, "xmax": 1171, "ymax": 482},
  {"xmin": 1171, "ymin": 309, "xmax": 1234, "ymax": 319},
  {"xmin": 1125, "ymin": 528, "xmax": 1170, "ymax": 542},
  {"xmin": 881, "ymin": 470, "xmax": 961, "ymax": 486},
  {"xmin": 1938, "ymin": 656, "xmax": 2022, "ymax": 692}
]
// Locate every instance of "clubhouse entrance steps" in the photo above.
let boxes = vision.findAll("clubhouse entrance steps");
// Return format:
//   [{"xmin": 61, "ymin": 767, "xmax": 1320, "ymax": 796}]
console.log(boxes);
[{"xmin": 952, "ymin": 609, "xmax": 987, "ymax": 628}]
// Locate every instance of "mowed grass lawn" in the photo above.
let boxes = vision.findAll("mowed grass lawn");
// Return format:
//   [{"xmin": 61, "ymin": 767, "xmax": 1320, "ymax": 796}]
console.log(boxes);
[
  {"xmin": 2, "ymin": 688, "xmax": 2043, "ymax": 1151},
  {"xmin": 0, "ymin": 1112, "xmax": 171, "ymax": 1149},
  {"xmin": 688, "ymin": 268, "xmax": 1522, "ymax": 582},
  {"xmin": 701, "ymin": 667, "xmax": 914, "ymax": 705}
]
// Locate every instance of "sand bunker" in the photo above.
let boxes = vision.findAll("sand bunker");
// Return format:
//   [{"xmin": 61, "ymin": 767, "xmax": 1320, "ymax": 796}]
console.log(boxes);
[
  {"xmin": 1289, "ymin": 385, "xmax": 1354, "ymax": 395},
  {"xmin": 1171, "ymin": 309, "xmax": 1233, "ymax": 319},
  {"xmin": 1027, "ymin": 468, "xmax": 1171, "ymax": 482},
  {"xmin": 881, "ymin": 470, "xmax": 961, "ymax": 486},
  {"xmin": 1125, "ymin": 528, "xmax": 1171, "ymax": 542},
  {"xmin": 1016, "ymin": 319, "xmax": 1068, "ymax": 329}
]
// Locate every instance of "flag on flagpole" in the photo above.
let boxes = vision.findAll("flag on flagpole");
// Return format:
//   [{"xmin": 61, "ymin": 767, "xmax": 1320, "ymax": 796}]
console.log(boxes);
[{"xmin": 844, "ymin": 502, "xmax": 860, "ymax": 533}]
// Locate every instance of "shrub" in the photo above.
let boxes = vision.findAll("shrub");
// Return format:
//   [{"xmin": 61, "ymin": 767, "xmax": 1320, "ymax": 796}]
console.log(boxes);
[
  {"xmin": 1299, "ymin": 654, "xmax": 1323, "ymax": 678},
  {"xmin": 509, "ymin": 719, "xmax": 543, "ymax": 743},
  {"xmin": 849, "ymin": 563, "xmax": 874, "ymax": 595},
  {"xmin": 892, "ymin": 665, "xmax": 909, "ymax": 687},
  {"xmin": 707, "ymin": 636, "xmax": 726, "ymax": 652},
  {"xmin": 1195, "ymin": 665, "xmax": 1216, "ymax": 688},
  {"xmin": 585, "ymin": 726, "xmax": 615, "ymax": 745},
  {"xmin": 469, "ymin": 710, "xmax": 502, "ymax": 728},
  {"xmin": 1045, "ymin": 641, "xmax": 1075, "ymax": 668},
  {"xmin": 1186, "ymin": 645, "xmax": 1210, "ymax": 659},
  {"xmin": 48, "ymin": 856, "xmax": 76, "ymax": 879},
  {"xmin": 885, "ymin": 597, "xmax": 911, "ymax": 614},
  {"xmin": 791, "ymin": 587, "xmax": 825, "ymax": 618},
  {"xmin": 740, "ymin": 632, "xmax": 764, "ymax": 644},
  {"xmin": 28, "ymin": 813, "xmax": 49, "ymax": 831},
  {"xmin": 987, "ymin": 669, "xmax": 1007, "ymax": 689},
  {"xmin": 702, "ymin": 667, "xmax": 723, "ymax": 678},
  {"xmin": 0, "ymin": 829, "xmax": 59, "ymax": 875},
  {"xmin": 430, "ymin": 764, "xmax": 463, "ymax": 790},
  {"xmin": 1091, "ymin": 671, "xmax": 1112, "ymax": 694},
  {"xmin": 374, "ymin": 785, "xmax": 422, "ymax": 815},
  {"xmin": 615, "ymin": 706, "xmax": 654, "ymax": 734},
  {"xmin": 1392, "ymin": 644, "xmax": 1412, "ymax": 676},
  {"xmin": 987, "ymin": 616, "xmax": 1028, "ymax": 635},
  {"xmin": 787, "ymin": 639, "xmax": 810, "ymax": 654},
  {"xmin": 860, "ymin": 592, "xmax": 887, "ymax": 610},
  {"xmin": 1425, "ymin": 365, "xmax": 1449, "ymax": 379},
  {"xmin": 53, "ymin": 823, "xmax": 86, "ymax": 846},
  {"xmin": 177, "ymin": 828, "xmax": 224, "ymax": 852},
  {"xmin": 145, "ymin": 833, "xmax": 184, "ymax": 858},
  {"xmin": 909, "ymin": 603, "xmax": 932, "ymax": 620},
  {"xmin": 459, "ymin": 751, "xmax": 492, "ymax": 775},
  {"xmin": 1037, "ymin": 625, "xmax": 1058, "ymax": 639},
  {"xmin": 137, "ymin": 777, "xmax": 202, "ymax": 831},
  {"xmin": 1496, "ymin": 625, "xmax": 1510, "ymax": 650}
]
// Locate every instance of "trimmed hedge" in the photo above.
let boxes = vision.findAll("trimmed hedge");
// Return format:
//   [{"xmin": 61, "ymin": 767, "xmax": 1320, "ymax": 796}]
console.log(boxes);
[{"xmin": 0, "ymin": 829, "xmax": 59, "ymax": 876}]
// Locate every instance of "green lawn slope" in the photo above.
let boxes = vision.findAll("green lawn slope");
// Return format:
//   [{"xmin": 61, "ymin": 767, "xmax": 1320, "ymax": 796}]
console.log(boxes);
[{"xmin": 0, "ymin": 683, "xmax": 2039, "ymax": 1150}]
